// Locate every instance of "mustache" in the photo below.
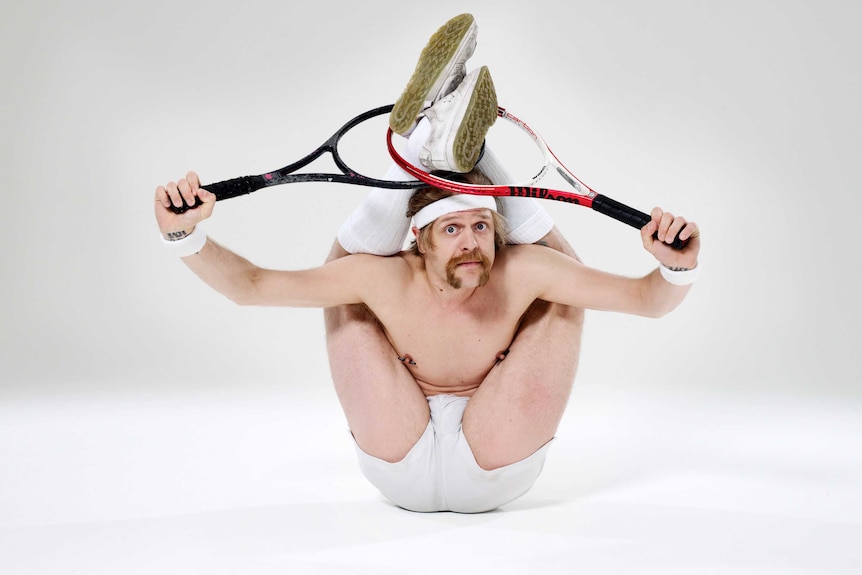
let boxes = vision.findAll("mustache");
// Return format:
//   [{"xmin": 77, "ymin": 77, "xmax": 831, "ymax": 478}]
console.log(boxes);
[
  {"xmin": 449, "ymin": 249, "xmax": 490, "ymax": 266},
  {"xmin": 449, "ymin": 248, "xmax": 491, "ymax": 267},
  {"xmin": 445, "ymin": 249, "xmax": 491, "ymax": 289}
]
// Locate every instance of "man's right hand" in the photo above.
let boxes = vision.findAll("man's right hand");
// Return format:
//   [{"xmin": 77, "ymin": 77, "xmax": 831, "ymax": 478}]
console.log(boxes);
[{"xmin": 154, "ymin": 171, "xmax": 216, "ymax": 238}]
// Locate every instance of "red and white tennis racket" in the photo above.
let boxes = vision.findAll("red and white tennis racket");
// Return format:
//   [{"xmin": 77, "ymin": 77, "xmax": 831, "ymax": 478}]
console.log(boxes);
[{"xmin": 387, "ymin": 105, "xmax": 686, "ymax": 249}]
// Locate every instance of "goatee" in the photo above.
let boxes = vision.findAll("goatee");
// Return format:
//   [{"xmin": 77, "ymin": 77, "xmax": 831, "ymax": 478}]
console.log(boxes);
[{"xmin": 445, "ymin": 249, "xmax": 491, "ymax": 289}]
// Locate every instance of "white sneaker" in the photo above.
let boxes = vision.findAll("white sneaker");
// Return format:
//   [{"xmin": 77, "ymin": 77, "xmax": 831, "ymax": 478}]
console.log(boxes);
[
  {"xmin": 419, "ymin": 66, "xmax": 498, "ymax": 173},
  {"xmin": 389, "ymin": 13, "xmax": 478, "ymax": 136}
]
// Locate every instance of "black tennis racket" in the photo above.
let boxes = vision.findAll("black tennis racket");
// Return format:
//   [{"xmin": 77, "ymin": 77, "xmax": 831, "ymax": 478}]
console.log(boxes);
[
  {"xmin": 387, "ymin": 105, "xmax": 687, "ymax": 249},
  {"xmin": 170, "ymin": 104, "xmax": 424, "ymax": 214}
]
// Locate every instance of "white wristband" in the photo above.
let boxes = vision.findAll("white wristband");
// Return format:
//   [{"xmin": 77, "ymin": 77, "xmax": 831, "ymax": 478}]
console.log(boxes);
[
  {"xmin": 660, "ymin": 264, "xmax": 700, "ymax": 286},
  {"xmin": 161, "ymin": 226, "xmax": 207, "ymax": 257}
]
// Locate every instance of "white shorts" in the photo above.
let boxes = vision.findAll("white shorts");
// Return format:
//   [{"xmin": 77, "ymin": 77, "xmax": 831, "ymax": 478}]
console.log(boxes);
[{"xmin": 352, "ymin": 394, "xmax": 553, "ymax": 513}]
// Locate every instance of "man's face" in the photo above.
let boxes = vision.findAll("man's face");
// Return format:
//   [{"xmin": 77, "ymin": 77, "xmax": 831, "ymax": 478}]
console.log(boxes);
[{"xmin": 424, "ymin": 209, "xmax": 496, "ymax": 289}]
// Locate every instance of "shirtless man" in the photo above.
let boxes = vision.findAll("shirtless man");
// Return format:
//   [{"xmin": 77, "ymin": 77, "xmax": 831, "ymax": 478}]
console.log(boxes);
[{"xmin": 154, "ymin": 15, "xmax": 700, "ymax": 513}]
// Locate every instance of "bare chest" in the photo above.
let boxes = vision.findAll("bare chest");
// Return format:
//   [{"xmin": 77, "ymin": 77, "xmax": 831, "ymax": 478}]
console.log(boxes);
[{"xmin": 377, "ymin": 290, "xmax": 521, "ymax": 394}]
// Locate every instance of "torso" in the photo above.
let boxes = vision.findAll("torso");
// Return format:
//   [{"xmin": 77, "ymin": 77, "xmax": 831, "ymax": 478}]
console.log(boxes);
[{"xmin": 364, "ymin": 248, "xmax": 535, "ymax": 396}]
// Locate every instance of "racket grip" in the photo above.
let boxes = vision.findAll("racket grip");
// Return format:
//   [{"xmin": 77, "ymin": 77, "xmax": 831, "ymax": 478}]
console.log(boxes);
[
  {"xmin": 592, "ymin": 194, "xmax": 685, "ymax": 250},
  {"xmin": 169, "ymin": 175, "xmax": 268, "ymax": 214}
]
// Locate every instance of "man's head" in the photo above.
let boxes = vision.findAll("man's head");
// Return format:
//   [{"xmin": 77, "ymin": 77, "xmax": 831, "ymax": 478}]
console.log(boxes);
[{"xmin": 406, "ymin": 187, "xmax": 508, "ymax": 289}]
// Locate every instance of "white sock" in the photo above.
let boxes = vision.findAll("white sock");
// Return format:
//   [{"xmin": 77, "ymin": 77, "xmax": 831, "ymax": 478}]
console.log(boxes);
[
  {"xmin": 476, "ymin": 147, "xmax": 554, "ymax": 244},
  {"xmin": 336, "ymin": 119, "xmax": 432, "ymax": 255}
]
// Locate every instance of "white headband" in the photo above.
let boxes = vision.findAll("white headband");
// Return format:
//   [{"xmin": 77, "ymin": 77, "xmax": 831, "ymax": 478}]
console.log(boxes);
[{"xmin": 413, "ymin": 195, "xmax": 497, "ymax": 229}]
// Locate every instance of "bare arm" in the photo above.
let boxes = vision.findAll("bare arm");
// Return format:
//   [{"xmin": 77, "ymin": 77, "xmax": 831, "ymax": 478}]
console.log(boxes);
[
  {"xmin": 185, "ymin": 238, "xmax": 383, "ymax": 307},
  {"xmin": 154, "ymin": 171, "xmax": 380, "ymax": 308},
  {"xmin": 531, "ymin": 207, "xmax": 700, "ymax": 317}
]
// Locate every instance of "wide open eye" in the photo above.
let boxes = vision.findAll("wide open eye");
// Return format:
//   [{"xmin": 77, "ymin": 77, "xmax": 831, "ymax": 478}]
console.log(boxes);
[
  {"xmin": 475, "ymin": 222, "xmax": 488, "ymax": 232},
  {"xmin": 445, "ymin": 225, "xmax": 457, "ymax": 234}
]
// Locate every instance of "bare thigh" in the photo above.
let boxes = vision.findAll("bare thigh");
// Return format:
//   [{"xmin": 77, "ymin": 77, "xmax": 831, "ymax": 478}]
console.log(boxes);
[
  {"xmin": 462, "ymin": 227, "xmax": 584, "ymax": 470},
  {"xmin": 324, "ymin": 241, "xmax": 429, "ymax": 463}
]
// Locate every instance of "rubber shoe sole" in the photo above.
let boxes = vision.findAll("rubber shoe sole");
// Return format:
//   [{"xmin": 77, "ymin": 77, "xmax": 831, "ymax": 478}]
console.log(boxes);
[
  {"xmin": 420, "ymin": 66, "xmax": 498, "ymax": 173},
  {"xmin": 451, "ymin": 66, "xmax": 497, "ymax": 172},
  {"xmin": 389, "ymin": 14, "xmax": 477, "ymax": 135}
]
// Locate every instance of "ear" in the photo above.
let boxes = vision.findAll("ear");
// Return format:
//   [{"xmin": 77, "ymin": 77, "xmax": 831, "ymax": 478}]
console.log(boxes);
[
  {"xmin": 411, "ymin": 226, "xmax": 426, "ymax": 254},
  {"xmin": 410, "ymin": 226, "xmax": 426, "ymax": 256}
]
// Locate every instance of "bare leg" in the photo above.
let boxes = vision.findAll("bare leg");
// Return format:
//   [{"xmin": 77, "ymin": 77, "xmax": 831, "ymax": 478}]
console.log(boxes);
[
  {"xmin": 324, "ymin": 242, "xmax": 429, "ymax": 463},
  {"xmin": 462, "ymin": 226, "xmax": 584, "ymax": 470}
]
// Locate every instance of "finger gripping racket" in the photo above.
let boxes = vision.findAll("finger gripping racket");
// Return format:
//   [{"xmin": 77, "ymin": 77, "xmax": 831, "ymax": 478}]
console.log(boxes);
[
  {"xmin": 170, "ymin": 105, "xmax": 424, "ymax": 214},
  {"xmin": 387, "ymin": 106, "xmax": 687, "ymax": 250}
]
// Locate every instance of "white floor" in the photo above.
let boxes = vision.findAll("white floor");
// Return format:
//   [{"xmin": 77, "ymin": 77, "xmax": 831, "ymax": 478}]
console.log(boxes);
[{"xmin": 2, "ymin": 383, "xmax": 860, "ymax": 574}]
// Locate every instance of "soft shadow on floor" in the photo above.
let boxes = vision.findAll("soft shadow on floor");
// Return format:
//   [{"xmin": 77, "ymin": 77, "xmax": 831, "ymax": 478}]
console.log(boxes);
[{"xmin": 2, "ymin": 385, "xmax": 861, "ymax": 574}]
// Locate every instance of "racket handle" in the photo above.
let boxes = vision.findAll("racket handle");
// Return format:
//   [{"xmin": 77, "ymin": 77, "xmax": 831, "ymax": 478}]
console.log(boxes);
[
  {"xmin": 592, "ymin": 194, "xmax": 686, "ymax": 250},
  {"xmin": 169, "ymin": 175, "xmax": 268, "ymax": 214}
]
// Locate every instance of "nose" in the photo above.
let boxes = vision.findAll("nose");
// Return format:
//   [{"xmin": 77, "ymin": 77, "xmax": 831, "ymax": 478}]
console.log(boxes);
[{"xmin": 460, "ymin": 229, "xmax": 479, "ymax": 251}]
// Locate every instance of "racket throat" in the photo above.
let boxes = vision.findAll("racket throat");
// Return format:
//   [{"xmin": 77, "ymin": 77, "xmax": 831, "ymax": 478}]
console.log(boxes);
[{"xmin": 555, "ymin": 166, "xmax": 593, "ymax": 198}]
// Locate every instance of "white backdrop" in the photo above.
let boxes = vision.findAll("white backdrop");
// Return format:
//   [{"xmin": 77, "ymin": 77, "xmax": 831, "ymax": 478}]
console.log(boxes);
[
  {"xmin": 1, "ymin": 0, "xmax": 859, "ymax": 399},
  {"xmin": 2, "ymin": 2, "xmax": 862, "ymax": 572}
]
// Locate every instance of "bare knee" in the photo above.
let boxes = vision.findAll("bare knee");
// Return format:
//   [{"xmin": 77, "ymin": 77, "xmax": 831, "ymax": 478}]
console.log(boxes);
[
  {"xmin": 518, "ymin": 298, "xmax": 584, "ymax": 337},
  {"xmin": 325, "ymin": 302, "xmax": 380, "ymax": 339},
  {"xmin": 326, "ymin": 239, "xmax": 350, "ymax": 263},
  {"xmin": 323, "ymin": 239, "xmax": 372, "ymax": 333},
  {"xmin": 515, "ymin": 225, "xmax": 585, "ymax": 336},
  {"xmin": 535, "ymin": 226, "xmax": 580, "ymax": 262}
]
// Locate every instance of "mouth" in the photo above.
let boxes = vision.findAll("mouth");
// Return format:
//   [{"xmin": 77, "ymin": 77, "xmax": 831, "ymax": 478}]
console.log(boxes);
[
  {"xmin": 456, "ymin": 261, "xmax": 483, "ymax": 269},
  {"xmin": 446, "ymin": 251, "xmax": 491, "ymax": 289}
]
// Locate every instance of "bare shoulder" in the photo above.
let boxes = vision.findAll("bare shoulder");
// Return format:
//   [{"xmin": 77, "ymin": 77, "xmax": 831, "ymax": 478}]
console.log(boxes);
[
  {"xmin": 489, "ymin": 244, "xmax": 571, "ymax": 295},
  {"xmin": 331, "ymin": 251, "xmax": 411, "ymax": 272},
  {"xmin": 495, "ymin": 243, "xmax": 596, "ymax": 295},
  {"xmin": 336, "ymin": 251, "xmax": 414, "ymax": 292},
  {"xmin": 495, "ymin": 243, "xmax": 573, "ymax": 270}
]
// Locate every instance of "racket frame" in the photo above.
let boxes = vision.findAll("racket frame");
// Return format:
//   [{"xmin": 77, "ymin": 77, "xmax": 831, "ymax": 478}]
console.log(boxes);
[
  {"xmin": 171, "ymin": 104, "xmax": 424, "ymax": 214},
  {"xmin": 387, "ymin": 105, "xmax": 682, "ymax": 247}
]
